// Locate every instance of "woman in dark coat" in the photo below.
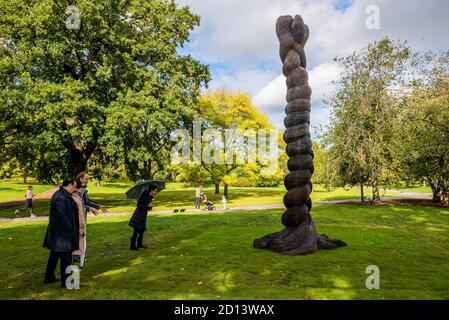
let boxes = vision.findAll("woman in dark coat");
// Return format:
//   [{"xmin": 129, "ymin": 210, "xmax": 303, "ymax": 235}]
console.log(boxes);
[{"xmin": 129, "ymin": 185, "xmax": 158, "ymax": 250}]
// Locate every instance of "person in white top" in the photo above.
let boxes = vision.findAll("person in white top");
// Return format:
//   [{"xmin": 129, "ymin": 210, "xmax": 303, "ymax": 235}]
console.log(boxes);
[
  {"xmin": 15, "ymin": 185, "xmax": 36, "ymax": 218},
  {"xmin": 221, "ymin": 195, "xmax": 227, "ymax": 210},
  {"xmin": 195, "ymin": 185, "xmax": 202, "ymax": 209}
]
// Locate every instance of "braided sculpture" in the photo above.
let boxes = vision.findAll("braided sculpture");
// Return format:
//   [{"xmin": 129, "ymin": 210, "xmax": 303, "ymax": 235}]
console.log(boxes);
[{"xmin": 253, "ymin": 15, "xmax": 347, "ymax": 255}]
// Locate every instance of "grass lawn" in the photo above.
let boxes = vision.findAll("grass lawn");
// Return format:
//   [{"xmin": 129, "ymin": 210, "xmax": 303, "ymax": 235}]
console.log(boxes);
[
  {"xmin": 387, "ymin": 184, "xmax": 433, "ymax": 194},
  {"xmin": 0, "ymin": 180, "xmax": 399, "ymax": 218},
  {"xmin": 1, "ymin": 204, "xmax": 449, "ymax": 299},
  {"xmin": 0, "ymin": 180, "xmax": 56, "ymax": 202}
]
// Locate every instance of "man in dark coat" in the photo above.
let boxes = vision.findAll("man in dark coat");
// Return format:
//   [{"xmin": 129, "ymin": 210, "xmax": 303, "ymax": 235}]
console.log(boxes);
[
  {"xmin": 129, "ymin": 185, "xmax": 158, "ymax": 250},
  {"xmin": 43, "ymin": 177, "xmax": 79, "ymax": 287}
]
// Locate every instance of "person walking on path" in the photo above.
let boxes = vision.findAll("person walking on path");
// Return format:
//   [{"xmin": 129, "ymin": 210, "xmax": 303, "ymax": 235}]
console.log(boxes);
[
  {"xmin": 72, "ymin": 185, "xmax": 87, "ymax": 268},
  {"xmin": 15, "ymin": 185, "xmax": 36, "ymax": 218},
  {"xmin": 195, "ymin": 185, "xmax": 202, "ymax": 209},
  {"xmin": 129, "ymin": 185, "xmax": 158, "ymax": 250},
  {"xmin": 221, "ymin": 195, "xmax": 227, "ymax": 211},
  {"xmin": 43, "ymin": 177, "xmax": 79, "ymax": 288}
]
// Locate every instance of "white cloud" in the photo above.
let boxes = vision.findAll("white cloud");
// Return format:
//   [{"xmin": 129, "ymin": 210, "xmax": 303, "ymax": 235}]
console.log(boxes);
[
  {"xmin": 177, "ymin": 0, "xmax": 449, "ymax": 130},
  {"xmin": 206, "ymin": 67, "xmax": 279, "ymax": 95},
  {"xmin": 309, "ymin": 63, "xmax": 342, "ymax": 105},
  {"xmin": 253, "ymin": 63, "xmax": 342, "ymax": 131},
  {"xmin": 252, "ymin": 74, "xmax": 284, "ymax": 112}
]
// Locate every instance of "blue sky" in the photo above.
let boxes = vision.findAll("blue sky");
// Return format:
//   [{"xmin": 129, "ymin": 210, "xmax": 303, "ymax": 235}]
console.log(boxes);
[
  {"xmin": 333, "ymin": 0, "xmax": 354, "ymax": 12},
  {"xmin": 177, "ymin": 0, "xmax": 449, "ymax": 133}
]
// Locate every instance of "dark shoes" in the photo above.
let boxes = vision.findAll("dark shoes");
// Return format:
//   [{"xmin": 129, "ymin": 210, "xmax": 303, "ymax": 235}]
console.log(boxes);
[
  {"xmin": 130, "ymin": 237, "xmax": 138, "ymax": 251},
  {"xmin": 130, "ymin": 236, "xmax": 148, "ymax": 250},
  {"xmin": 137, "ymin": 237, "xmax": 147, "ymax": 249},
  {"xmin": 44, "ymin": 278, "xmax": 60, "ymax": 284}
]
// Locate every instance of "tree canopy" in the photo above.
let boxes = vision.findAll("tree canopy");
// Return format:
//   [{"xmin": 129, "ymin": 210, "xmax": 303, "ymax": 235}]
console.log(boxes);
[
  {"xmin": 173, "ymin": 90, "xmax": 284, "ymax": 196},
  {"xmin": 391, "ymin": 52, "xmax": 449, "ymax": 203},
  {"xmin": 0, "ymin": 0, "xmax": 210, "ymax": 182},
  {"xmin": 321, "ymin": 38, "xmax": 411, "ymax": 201}
]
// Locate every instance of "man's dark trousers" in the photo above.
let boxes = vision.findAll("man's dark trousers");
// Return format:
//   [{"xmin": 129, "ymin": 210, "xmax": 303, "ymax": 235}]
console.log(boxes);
[{"xmin": 44, "ymin": 251, "xmax": 73, "ymax": 288}]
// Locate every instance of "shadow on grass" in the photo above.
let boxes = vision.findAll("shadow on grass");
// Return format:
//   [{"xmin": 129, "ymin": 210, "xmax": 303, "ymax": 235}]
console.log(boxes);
[{"xmin": 1, "ymin": 205, "xmax": 449, "ymax": 299}]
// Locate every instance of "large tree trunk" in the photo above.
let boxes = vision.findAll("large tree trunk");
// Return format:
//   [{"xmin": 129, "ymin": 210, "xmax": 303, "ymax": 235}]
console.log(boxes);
[
  {"xmin": 253, "ymin": 15, "xmax": 346, "ymax": 256},
  {"xmin": 361, "ymin": 183, "xmax": 364, "ymax": 202},
  {"xmin": 441, "ymin": 182, "xmax": 449, "ymax": 206},
  {"xmin": 215, "ymin": 183, "xmax": 220, "ymax": 194},
  {"xmin": 71, "ymin": 152, "xmax": 89, "ymax": 176},
  {"xmin": 431, "ymin": 186, "xmax": 441, "ymax": 203},
  {"xmin": 68, "ymin": 144, "xmax": 95, "ymax": 176},
  {"xmin": 372, "ymin": 183, "xmax": 381, "ymax": 203},
  {"xmin": 224, "ymin": 183, "xmax": 229, "ymax": 198},
  {"xmin": 429, "ymin": 179, "xmax": 442, "ymax": 203}
]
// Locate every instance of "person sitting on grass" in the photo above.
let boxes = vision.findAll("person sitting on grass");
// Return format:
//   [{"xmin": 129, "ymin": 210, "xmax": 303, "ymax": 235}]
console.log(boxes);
[
  {"xmin": 128, "ymin": 185, "xmax": 158, "ymax": 251},
  {"xmin": 15, "ymin": 185, "xmax": 36, "ymax": 218}
]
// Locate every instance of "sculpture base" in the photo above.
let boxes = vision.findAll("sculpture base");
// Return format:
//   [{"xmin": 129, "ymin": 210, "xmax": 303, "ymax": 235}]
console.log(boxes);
[{"xmin": 253, "ymin": 214, "xmax": 347, "ymax": 256}]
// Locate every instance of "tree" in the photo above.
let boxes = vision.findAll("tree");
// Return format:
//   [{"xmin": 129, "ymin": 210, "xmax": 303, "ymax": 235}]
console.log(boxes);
[
  {"xmin": 310, "ymin": 141, "xmax": 326, "ymax": 184},
  {"xmin": 0, "ymin": 0, "xmax": 209, "ymax": 181},
  {"xmin": 175, "ymin": 90, "xmax": 283, "ymax": 197},
  {"xmin": 321, "ymin": 38, "xmax": 411, "ymax": 202},
  {"xmin": 200, "ymin": 90, "xmax": 283, "ymax": 196},
  {"xmin": 391, "ymin": 51, "xmax": 449, "ymax": 204}
]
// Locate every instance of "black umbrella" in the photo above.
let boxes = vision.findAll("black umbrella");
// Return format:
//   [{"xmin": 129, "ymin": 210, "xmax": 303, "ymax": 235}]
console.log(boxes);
[{"xmin": 126, "ymin": 180, "xmax": 166, "ymax": 199}]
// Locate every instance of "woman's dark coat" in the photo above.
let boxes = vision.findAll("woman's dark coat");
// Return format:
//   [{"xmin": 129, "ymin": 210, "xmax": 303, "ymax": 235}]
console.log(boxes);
[
  {"xmin": 43, "ymin": 187, "xmax": 79, "ymax": 252},
  {"xmin": 129, "ymin": 191, "xmax": 153, "ymax": 232},
  {"xmin": 81, "ymin": 186, "xmax": 100, "ymax": 212}
]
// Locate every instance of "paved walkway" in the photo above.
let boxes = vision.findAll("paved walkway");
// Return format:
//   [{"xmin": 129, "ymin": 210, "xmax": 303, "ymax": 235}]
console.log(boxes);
[
  {"xmin": 386, "ymin": 189, "xmax": 433, "ymax": 199},
  {"xmin": 0, "ymin": 186, "xmax": 59, "ymax": 209},
  {"xmin": 0, "ymin": 192, "xmax": 433, "ymax": 224}
]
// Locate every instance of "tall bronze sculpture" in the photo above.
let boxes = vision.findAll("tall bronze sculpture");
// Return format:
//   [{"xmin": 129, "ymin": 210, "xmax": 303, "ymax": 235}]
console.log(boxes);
[{"xmin": 253, "ymin": 15, "xmax": 347, "ymax": 255}]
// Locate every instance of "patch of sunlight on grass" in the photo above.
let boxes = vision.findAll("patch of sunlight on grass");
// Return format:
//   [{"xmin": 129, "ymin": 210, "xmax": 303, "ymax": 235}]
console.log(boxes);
[
  {"xmin": 375, "ymin": 225, "xmax": 395, "ymax": 230},
  {"xmin": 380, "ymin": 215, "xmax": 394, "ymax": 220},
  {"xmin": 425, "ymin": 226, "xmax": 448, "ymax": 232},
  {"xmin": 306, "ymin": 288, "xmax": 357, "ymax": 300},
  {"xmin": 95, "ymin": 267, "xmax": 128, "ymax": 278},
  {"xmin": 322, "ymin": 275, "xmax": 353, "ymax": 289},
  {"xmin": 333, "ymin": 278, "xmax": 352, "ymax": 289},
  {"xmin": 130, "ymin": 257, "xmax": 144, "ymax": 266},
  {"xmin": 260, "ymin": 269, "xmax": 272, "ymax": 276},
  {"xmin": 409, "ymin": 215, "xmax": 427, "ymax": 223},
  {"xmin": 170, "ymin": 294, "xmax": 205, "ymax": 300},
  {"xmin": 391, "ymin": 207, "xmax": 416, "ymax": 213},
  {"xmin": 211, "ymin": 272, "xmax": 236, "ymax": 293}
]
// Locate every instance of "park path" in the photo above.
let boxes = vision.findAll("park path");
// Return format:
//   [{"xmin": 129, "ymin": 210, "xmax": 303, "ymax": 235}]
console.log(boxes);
[
  {"xmin": 0, "ymin": 186, "xmax": 59, "ymax": 209},
  {"xmin": 0, "ymin": 193, "xmax": 433, "ymax": 224},
  {"xmin": 385, "ymin": 189, "xmax": 433, "ymax": 199}
]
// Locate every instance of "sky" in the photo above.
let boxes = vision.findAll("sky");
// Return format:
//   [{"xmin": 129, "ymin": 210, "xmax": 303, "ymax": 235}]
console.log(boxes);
[{"xmin": 176, "ymin": 0, "xmax": 449, "ymax": 133}]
